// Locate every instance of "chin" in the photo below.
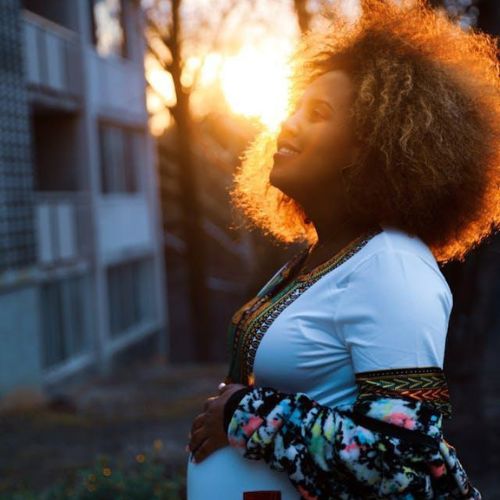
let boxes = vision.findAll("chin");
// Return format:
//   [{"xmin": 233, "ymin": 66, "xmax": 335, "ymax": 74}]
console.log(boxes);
[
  {"xmin": 269, "ymin": 170, "xmax": 287, "ymax": 194},
  {"xmin": 269, "ymin": 167, "xmax": 299, "ymax": 200},
  {"xmin": 269, "ymin": 164, "xmax": 290, "ymax": 189}
]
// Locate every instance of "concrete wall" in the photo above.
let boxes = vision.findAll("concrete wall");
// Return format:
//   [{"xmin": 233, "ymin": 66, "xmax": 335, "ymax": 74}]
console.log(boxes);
[
  {"xmin": 0, "ymin": 286, "xmax": 42, "ymax": 395},
  {"xmin": 0, "ymin": 0, "xmax": 36, "ymax": 271},
  {"xmin": 0, "ymin": 0, "xmax": 168, "ymax": 399}
]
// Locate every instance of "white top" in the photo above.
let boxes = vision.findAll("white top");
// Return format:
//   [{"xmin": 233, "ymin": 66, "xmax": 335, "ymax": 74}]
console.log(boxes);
[{"xmin": 187, "ymin": 224, "xmax": 453, "ymax": 499}]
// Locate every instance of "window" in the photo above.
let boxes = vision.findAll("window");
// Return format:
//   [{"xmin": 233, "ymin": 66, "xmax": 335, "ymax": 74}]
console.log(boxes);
[
  {"xmin": 23, "ymin": 0, "xmax": 78, "ymax": 31},
  {"xmin": 90, "ymin": 0, "xmax": 127, "ymax": 58},
  {"xmin": 99, "ymin": 122, "xmax": 143, "ymax": 193},
  {"xmin": 107, "ymin": 258, "xmax": 155, "ymax": 337},
  {"xmin": 40, "ymin": 274, "xmax": 92, "ymax": 368},
  {"xmin": 32, "ymin": 109, "xmax": 80, "ymax": 192}
]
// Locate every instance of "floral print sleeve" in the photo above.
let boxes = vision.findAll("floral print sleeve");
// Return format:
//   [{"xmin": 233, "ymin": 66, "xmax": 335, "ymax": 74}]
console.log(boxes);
[{"xmin": 225, "ymin": 367, "xmax": 482, "ymax": 499}]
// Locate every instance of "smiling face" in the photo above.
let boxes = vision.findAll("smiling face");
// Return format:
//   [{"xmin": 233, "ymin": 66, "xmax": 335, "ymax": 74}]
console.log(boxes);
[{"xmin": 270, "ymin": 70, "xmax": 360, "ymax": 210}]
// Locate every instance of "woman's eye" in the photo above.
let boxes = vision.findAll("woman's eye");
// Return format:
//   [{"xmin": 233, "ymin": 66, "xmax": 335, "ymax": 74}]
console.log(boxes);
[
  {"xmin": 309, "ymin": 108, "xmax": 324, "ymax": 120},
  {"xmin": 288, "ymin": 104, "xmax": 327, "ymax": 120}
]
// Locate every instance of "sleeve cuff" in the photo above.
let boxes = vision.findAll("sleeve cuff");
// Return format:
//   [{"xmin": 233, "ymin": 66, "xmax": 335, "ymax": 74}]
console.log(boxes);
[{"xmin": 223, "ymin": 387, "xmax": 252, "ymax": 434}]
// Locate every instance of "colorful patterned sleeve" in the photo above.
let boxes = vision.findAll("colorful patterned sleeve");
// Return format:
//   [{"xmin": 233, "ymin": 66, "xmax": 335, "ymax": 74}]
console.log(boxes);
[
  {"xmin": 225, "ymin": 376, "xmax": 481, "ymax": 499},
  {"xmin": 225, "ymin": 252, "xmax": 481, "ymax": 498}
]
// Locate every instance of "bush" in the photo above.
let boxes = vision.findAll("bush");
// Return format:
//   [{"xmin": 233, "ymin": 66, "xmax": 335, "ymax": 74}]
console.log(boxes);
[{"xmin": 1, "ymin": 452, "xmax": 185, "ymax": 500}]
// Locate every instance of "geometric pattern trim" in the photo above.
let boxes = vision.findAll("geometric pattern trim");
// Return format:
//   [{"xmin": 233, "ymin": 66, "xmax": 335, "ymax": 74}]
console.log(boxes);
[
  {"xmin": 356, "ymin": 366, "xmax": 453, "ymax": 419},
  {"xmin": 224, "ymin": 225, "xmax": 384, "ymax": 386}
]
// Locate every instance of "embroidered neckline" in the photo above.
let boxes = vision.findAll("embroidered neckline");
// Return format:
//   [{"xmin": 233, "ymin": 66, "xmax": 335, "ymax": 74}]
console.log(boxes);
[
  {"xmin": 225, "ymin": 224, "xmax": 384, "ymax": 385},
  {"xmin": 294, "ymin": 225, "xmax": 383, "ymax": 283},
  {"xmin": 256, "ymin": 223, "xmax": 384, "ymax": 299},
  {"xmin": 254, "ymin": 245, "xmax": 311, "ymax": 299}
]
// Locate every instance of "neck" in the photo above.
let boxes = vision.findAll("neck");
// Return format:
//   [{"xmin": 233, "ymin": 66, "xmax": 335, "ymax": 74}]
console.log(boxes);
[{"xmin": 309, "ymin": 213, "xmax": 377, "ymax": 249}]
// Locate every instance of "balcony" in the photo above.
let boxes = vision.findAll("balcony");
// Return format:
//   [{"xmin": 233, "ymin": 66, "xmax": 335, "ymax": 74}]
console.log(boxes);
[
  {"xmin": 35, "ymin": 192, "xmax": 91, "ymax": 266},
  {"xmin": 97, "ymin": 194, "xmax": 153, "ymax": 262},
  {"xmin": 88, "ymin": 52, "xmax": 147, "ymax": 122},
  {"xmin": 23, "ymin": 10, "xmax": 82, "ymax": 103}
]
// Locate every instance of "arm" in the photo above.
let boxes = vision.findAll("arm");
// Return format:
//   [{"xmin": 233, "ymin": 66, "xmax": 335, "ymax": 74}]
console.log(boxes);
[
  {"xmin": 224, "ymin": 377, "xmax": 478, "ymax": 499},
  {"xmin": 224, "ymin": 251, "xmax": 481, "ymax": 499}
]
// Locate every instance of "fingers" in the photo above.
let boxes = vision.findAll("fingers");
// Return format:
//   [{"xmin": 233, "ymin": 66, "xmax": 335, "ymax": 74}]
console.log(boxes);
[
  {"xmin": 189, "ymin": 426, "xmax": 208, "ymax": 457},
  {"xmin": 190, "ymin": 435, "xmax": 208, "ymax": 462},
  {"xmin": 186, "ymin": 386, "xmax": 234, "ymax": 461},
  {"xmin": 218, "ymin": 381, "xmax": 245, "ymax": 395},
  {"xmin": 189, "ymin": 407, "xmax": 217, "ymax": 454},
  {"xmin": 203, "ymin": 395, "xmax": 218, "ymax": 412},
  {"xmin": 218, "ymin": 382, "xmax": 236, "ymax": 394},
  {"xmin": 190, "ymin": 412, "xmax": 205, "ymax": 433},
  {"xmin": 190, "ymin": 437, "xmax": 222, "ymax": 464}
]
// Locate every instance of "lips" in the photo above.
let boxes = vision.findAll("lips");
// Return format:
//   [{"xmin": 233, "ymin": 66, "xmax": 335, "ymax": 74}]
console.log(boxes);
[
  {"xmin": 276, "ymin": 147, "xmax": 300, "ymax": 157},
  {"xmin": 276, "ymin": 139, "xmax": 301, "ymax": 154},
  {"xmin": 273, "ymin": 148, "xmax": 300, "ymax": 165},
  {"xmin": 274, "ymin": 139, "xmax": 301, "ymax": 165}
]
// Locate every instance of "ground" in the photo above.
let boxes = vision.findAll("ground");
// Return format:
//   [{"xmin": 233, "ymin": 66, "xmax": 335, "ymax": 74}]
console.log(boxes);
[
  {"xmin": 0, "ymin": 360, "xmax": 226, "ymax": 497},
  {"xmin": 0, "ymin": 358, "xmax": 497, "ymax": 497}
]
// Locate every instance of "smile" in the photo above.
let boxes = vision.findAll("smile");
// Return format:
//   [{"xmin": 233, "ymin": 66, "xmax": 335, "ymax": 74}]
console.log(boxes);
[{"xmin": 273, "ymin": 147, "xmax": 300, "ymax": 163}]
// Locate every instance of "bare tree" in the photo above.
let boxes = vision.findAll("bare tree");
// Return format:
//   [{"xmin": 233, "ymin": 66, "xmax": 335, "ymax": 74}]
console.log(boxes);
[
  {"xmin": 294, "ymin": 0, "xmax": 312, "ymax": 33},
  {"xmin": 143, "ymin": 0, "xmax": 257, "ymax": 362},
  {"xmin": 144, "ymin": 0, "xmax": 209, "ymax": 362}
]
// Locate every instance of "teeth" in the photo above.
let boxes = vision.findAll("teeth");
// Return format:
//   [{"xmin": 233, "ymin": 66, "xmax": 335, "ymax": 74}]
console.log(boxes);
[{"xmin": 278, "ymin": 147, "xmax": 300, "ymax": 156}]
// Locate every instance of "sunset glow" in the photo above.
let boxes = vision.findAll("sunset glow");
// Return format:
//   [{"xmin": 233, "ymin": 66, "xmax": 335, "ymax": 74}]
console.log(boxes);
[
  {"xmin": 146, "ymin": 41, "xmax": 294, "ymax": 135},
  {"xmin": 143, "ymin": 0, "xmax": 366, "ymax": 135},
  {"xmin": 220, "ymin": 42, "xmax": 293, "ymax": 131},
  {"xmin": 145, "ymin": 53, "xmax": 176, "ymax": 136}
]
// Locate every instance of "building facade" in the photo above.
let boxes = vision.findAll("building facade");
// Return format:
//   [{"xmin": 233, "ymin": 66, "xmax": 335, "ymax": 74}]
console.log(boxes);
[{"xmin": 0, "ymin": 0, "xmax": 168, "ymax": 399}]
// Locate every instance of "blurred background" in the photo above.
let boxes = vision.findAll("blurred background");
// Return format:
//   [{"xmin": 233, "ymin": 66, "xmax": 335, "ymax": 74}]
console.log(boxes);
[{"xmin": 0, "ymin": 0, "xmax": 498, "ymax": 498}]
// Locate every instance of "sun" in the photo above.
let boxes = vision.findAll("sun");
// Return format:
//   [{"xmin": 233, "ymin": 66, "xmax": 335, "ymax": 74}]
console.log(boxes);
[
  {"xmin": 220, "ymin": 41, "xmax": 293, "ymax": 132},
  {"xmin": 145, "ymin": 40, "xmax": 295, "ymax": 135}
]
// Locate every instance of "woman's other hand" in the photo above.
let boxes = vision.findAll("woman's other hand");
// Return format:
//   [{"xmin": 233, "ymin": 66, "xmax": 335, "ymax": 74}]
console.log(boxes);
[{"xmin": 187, "ymin": 382, "xmax": 247, "ymax": 463}]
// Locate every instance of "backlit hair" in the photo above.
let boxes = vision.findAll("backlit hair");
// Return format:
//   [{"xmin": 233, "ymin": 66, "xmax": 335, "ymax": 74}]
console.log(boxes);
[{"xmin": 229, "ymin": 0, "xmax": 499, "ymax": 263}]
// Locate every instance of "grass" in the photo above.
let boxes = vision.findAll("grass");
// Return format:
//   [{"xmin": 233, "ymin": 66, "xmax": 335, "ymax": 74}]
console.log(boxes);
[{"xmin": 0, "ymin": 452, "xmax": 186, "ymax": 500}]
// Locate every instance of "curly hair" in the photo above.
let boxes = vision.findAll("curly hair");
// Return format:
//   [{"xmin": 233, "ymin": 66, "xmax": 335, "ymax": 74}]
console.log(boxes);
[{"xmin": 229, "ymin": 0, "xmax": 500, "ymax": 264}]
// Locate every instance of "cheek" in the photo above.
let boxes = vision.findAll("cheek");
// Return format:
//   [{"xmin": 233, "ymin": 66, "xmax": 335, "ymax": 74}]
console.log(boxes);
[
  {"xmin": 269, "ymin": 125, "xmax": 355, "ymax": 194},
  {"xmin": 305, "ymin": 128, "xmax": 354, "ymax": 179}
]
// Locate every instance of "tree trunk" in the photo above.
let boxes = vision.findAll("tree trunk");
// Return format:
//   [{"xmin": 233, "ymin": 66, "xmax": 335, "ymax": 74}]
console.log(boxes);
[{"xmin": 168, "ymin": 0, "xmax": 211, "ymax": 362}]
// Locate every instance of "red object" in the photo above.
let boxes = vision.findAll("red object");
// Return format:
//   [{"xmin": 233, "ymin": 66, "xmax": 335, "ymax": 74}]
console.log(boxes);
[{"xmin": 243, "ymin": 492, "xmax": 282, "ymax": 500}]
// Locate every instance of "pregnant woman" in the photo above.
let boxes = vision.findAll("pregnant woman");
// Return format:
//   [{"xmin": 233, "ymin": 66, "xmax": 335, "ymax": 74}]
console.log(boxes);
[{"xmin": 186, "ymin": 0, "xmax": 498, "ymax": 498}]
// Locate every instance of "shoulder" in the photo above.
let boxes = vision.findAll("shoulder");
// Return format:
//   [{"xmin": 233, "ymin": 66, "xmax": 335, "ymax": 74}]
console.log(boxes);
[
  {"xmin": 333, "ymin": 227, "xmax": 453, "ymax": 346},
  {"xmin": 343, "ymin": 225, "xmax": 453, "ymax": 311},
  {"xmin": 330, "ymin": 226, "xmax": 452, "ymax": 372}
]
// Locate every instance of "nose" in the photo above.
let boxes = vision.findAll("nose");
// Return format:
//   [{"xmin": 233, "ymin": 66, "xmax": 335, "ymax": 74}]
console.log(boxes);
[{"xmin": 280, "ymin": 106, "xmax": 302, "ymax": 138}]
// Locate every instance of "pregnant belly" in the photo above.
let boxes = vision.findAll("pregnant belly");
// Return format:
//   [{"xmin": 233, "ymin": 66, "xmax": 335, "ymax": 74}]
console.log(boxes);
[{"xmin": 186, "ymin": 445, "xmax": 301, "ymax": 499}]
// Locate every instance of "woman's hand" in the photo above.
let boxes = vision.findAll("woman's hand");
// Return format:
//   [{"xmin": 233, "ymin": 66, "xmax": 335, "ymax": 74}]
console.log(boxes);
[{"xmin": 187, "ymin": 382, "xmax": 248, "ymax": 464}]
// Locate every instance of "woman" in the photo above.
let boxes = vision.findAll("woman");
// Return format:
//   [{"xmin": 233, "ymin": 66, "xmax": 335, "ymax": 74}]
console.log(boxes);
[{"xmin": 186, "ymin": 0, "xmax": 499, "ymax": 498}]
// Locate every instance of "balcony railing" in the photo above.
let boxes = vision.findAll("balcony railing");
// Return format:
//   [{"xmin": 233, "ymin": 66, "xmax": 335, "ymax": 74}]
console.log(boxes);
[
  {"xmin": 35, "ymin": 192, "xmax": 91, "ymax": 266},
  {"xmin": 22, "ymin": 10, "xmax": 82, "ymax": 98}
]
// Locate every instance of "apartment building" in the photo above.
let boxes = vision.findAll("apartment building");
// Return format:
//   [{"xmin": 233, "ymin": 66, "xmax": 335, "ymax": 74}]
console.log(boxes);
[{"xmin": 0, "ymin": 0, "xmax": 168, "ymax": 399}]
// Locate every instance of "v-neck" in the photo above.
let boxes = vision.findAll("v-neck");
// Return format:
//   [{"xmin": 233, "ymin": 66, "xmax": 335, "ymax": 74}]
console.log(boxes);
[
  {"xmin": 296, "ymin": 224, "xmax": 383, "ymax": 281},
  {"xmin": 225, "ymin": 223, "xmax": 384, "ymax": 385},
  {"xmin": 254, "ymin": 245, "xmax": 310, "ymax": 299},
  {"xmin": 260, "ymin": 223, "xmax": 383, "ymax": 298}
]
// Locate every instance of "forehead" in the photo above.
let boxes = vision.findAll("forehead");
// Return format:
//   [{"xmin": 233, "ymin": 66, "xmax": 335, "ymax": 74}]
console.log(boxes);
[{"xmin": 300, "ymin": 70, "xmax": 354, "ymax": 107}]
